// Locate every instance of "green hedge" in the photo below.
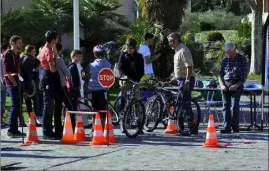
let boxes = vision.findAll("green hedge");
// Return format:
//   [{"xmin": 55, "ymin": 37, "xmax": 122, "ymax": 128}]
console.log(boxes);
[
  {"xmin": 238, "ymin": 22, "xmax": 251, "ymax": 39},
  {"xmin": 206, "ymin": 32, "xmax": 224, "ymax": 41},
  {"xmin": 186, "ymin": 42, "xmax": 205, "ymax": 70}
]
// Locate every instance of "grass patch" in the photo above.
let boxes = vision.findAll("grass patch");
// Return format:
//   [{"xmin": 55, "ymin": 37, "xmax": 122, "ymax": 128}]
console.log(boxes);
[{"xmin": 247, "ymin": 74, "xmax": 262, "ymax": 81}]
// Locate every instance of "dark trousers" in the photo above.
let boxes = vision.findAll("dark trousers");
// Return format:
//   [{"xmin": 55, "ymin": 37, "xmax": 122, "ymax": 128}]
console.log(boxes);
[
  {"xmin": 7, "ymin": 86, "xmax": 21, "ymax": 133},
  {"xmin": 177, "ymin": 76, "xmax": 196, "ymax": 129},
  {"xmin": 90, "ymin": 90, "xmax": 107, "ymax": 119},
  {"xmin": 41, "ymin": 70, "xmax": 61, "ymax": 136},
  {"xmin": 25, "ymin": 93, "xmax": 41, "ymax": 117},
  {"xmin": 42, "ymin": 91, "xmax": 54, "ymax": 135},
  {"xmin": 55, "ymin": 86, "xmax": 74, "ymax": 133},
  {"xmin": 222, "ymin": 81, "xmax": 243, "ymax": 131}
]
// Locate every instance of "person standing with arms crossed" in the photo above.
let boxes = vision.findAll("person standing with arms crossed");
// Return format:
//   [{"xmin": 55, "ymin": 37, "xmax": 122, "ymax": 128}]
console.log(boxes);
[
  {"xmin": 3, "ymin": 35, "xmax": 26, "ymax": 137},
  {"xmin": 167, "ymin": 32, "xmax": 197, "ymax": 134},
  {"xmin": 39, "ymin": 30, "xmax": 61, "ymax": 139}
]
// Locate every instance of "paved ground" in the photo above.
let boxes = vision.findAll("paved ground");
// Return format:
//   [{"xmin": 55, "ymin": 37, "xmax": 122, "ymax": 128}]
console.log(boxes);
[
  {"xmin": 1, "ymin": 92, "xmax": 268, "ymax": 170},
  {"xmin": 1, "ymin": 124, "xmax": 268, "ymax": 170}
]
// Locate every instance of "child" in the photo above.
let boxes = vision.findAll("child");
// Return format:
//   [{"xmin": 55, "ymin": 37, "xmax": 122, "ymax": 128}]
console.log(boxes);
[
  {"xmin": 67, "ymin": 50, "xmax": 83, "ymax": 130},
  {"xmin": 89, "ymin": 45, "xmax": 111, "ymax": 130}
]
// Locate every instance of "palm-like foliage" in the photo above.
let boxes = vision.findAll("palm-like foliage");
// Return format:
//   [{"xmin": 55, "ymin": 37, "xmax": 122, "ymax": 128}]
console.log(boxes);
[{"xmin": 142, "ymin": 0, "xmax": 188, "ymax": 32}]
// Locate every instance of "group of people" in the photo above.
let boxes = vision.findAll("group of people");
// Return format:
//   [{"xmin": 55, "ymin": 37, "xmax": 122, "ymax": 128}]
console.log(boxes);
[{"xmin": 0, "ymin": 30, "xmax": 249, "ymax": 139}]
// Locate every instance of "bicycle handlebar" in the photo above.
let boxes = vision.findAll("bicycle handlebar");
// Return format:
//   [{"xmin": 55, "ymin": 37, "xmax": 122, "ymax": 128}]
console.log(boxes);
[{"xmin": 119, "ymin": 78, "xmax": 140, "ymax": 85}]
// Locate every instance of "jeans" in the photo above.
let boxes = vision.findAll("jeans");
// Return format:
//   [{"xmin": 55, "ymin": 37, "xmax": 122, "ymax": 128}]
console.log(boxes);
[
  {"xmin": 1, "ymin": 88, "xmax": 7, "ymax": 121},
  {"xmin": 177, "ymin": 76, "xmax": 196, "ymax": 129},
  {"xmin": 221, "ymin": 81, "xmax": 243, "ymax": 131},
  {"xmin": 7, "ymin": 86, "xmax": 21, "ymax": 132},
  {"xmin": 25, "ymin": 93, "xmax": 41, "ymax": 117},
  {"xmin": 42, "ymin": 91, "xmax": 55, "ymax": 135},
  {"xmin": 55, "ymin": 86, "xmax": 74, "ymax": 134}
]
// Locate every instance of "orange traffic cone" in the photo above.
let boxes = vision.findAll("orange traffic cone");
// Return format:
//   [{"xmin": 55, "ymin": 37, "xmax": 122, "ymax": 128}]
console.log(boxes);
[
  {"xmin": 203, "ymin": 114, "xmax": 219, "ymax": 148},
  {"xmin": 61, "ymin": 112, "xmax": 76, "ymax": 144},
  {"xmin": 164, "ymin": 106, "xmax": 178, "ymax": 134},
  {"xmin": 23, "ymin": 112, "xmax": 40, "ymax": 145},
  {"xmin": 103, "ymin": 111, "xmax": 117, "ymax": 144},
  {"xmin": 91, "ymin": 113, "xmax": 106, "ymax": 145},
  {"xmin": 74, "ymin": 114, "xmax": 86, "ymax": 142}
]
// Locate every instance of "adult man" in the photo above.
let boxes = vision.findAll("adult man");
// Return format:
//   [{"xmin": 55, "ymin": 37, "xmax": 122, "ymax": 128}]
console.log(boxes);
[
  {"xmin": 138, "ymin": 33, "xmax": 155, "ymax": 76},
  {"xmin": 167, "ymin": 32, "xmax": 197, "ymax": 134},
  {"xmin": 218, "ymin": 43, "xmax": 249, "ymax": 133},
  {"xmin": 39, "ymin": 30, "xmax": 61, "ymax": 139},
  {"xmin": 3, "ymin": 35, "xmax": 26, "ymax": 137},
  {"xmin": 1, "ymin": 44, "xmax": 9, "ymax": 128}
]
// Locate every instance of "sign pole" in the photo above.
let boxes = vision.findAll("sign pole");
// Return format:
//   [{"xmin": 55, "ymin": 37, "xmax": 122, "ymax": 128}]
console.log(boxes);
[
  {"xmin": 97, "ymin": 68, "xmax": 115, "ymax": 146},
  {"xmin": 106, "ymin": 87, "xmax": 109, "ymax": 146}
]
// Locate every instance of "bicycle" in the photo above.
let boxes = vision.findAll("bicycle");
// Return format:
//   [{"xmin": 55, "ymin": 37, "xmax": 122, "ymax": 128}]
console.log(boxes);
[
  {"xmin": 115, "ymin": 78, "xmax": 146, "ymax": 138},
  {"xmin": 61, "ymin": 92, "xmax": 119, "ymax": 129},
  {"xmin": 144, "ymin": 81, "xmax": 201, "ymax": 136}
]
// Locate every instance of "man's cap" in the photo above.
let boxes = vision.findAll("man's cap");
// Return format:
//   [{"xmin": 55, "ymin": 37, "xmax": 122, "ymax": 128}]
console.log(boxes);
[
  {"xmin": 167, "ymin": 32, "xmax": 181, "ymax": 41},
  {"xmin": 224, "ymin": 42, "xmax": 236, "ymax": 51}
]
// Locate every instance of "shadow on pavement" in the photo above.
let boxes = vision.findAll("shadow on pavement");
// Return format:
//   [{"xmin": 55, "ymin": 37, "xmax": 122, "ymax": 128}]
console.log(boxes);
[{"xmin": 1, "ymin": 147, "xmax": 52, "ymax": 152}]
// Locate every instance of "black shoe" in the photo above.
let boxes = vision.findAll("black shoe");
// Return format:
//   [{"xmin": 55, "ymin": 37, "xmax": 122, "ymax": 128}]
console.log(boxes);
[
  {"xmin": 7, "ymin": 130, "xmax": 26, "ymax": 138},
  {"xmin": 19, "ymin": 123, "xmax": 28, "ymax": 127},
  {"xmin": 191, "ymin": 129, "xmax": 198, "ymax": 135},
  {"xmin": 220, "ymin": 129, "xmax": 231, "ymax": 134},
  {"xmin": 43, "ymin": 133, "xmax": 55, "ymax": 140},
  {"xmin": 233, "ymin": 129, "xmax": 239, "ymax": 133},
  {"xmin": 36, "ymin": 123, "xmax": 42, "ymax": 127},
  {"xmin": 139, "ymin": 130, "xmax": 145, "ymax": 135},
  {"xmin": 53, "ymin": 133, "xmax": 62, "ymax": 140}
]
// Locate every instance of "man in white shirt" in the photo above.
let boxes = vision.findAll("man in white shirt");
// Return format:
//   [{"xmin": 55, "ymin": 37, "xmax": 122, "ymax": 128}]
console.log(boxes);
[{"xmin": 138, "ymin": 33, "xmax": 155, "ymax": 76}]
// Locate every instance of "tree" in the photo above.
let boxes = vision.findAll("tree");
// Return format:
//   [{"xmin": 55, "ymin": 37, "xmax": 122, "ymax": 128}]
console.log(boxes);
[
  {"xmin": 249, "ymin": 0, "xmax": 263, "ymax": 74},
  {"xmin": 138, "ymin": 0, "xmax": 188, "ymax": 79},
  {"xmin": 191, "ymin": 0, "xmax": 214, "ymax": 12}
]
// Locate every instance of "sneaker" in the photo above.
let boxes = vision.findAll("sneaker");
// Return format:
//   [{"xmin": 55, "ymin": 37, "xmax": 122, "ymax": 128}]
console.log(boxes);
[
  {"xmin": 1, "ymin": 122, "xmax": 8, "ymax": 129},
  {"xmin": 7, "ymin": 130, "xmax": 26, "ymax": 138},
  {"xmin": 36, "ymin": 117, "xmax": 43, "ymax": 125}
]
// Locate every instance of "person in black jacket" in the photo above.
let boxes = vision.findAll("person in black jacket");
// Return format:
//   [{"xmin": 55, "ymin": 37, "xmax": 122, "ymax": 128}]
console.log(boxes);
[
  {"xmin": 67, "ymin": 50, "xmax": 83, "ymax": 130},
  {"xmin": 118, "ymin": 37, "xmax": 144, "ymax": 100},
  {"xmin": 21, "ymin": 45, "xmax": 41, "ymax": 127}
]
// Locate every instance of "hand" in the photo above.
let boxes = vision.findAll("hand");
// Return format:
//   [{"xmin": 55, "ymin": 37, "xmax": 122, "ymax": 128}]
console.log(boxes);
[
  {"xmin": 52, "ymin": 46, "xmax": 58, "ymax": 56},
  {"xmin": 229, "ymin": 84, "xmax": 239, "ymax": 91},
  {"xmin": 77, "ymin": 97, "xmax": 83, "ymax": 101},
  {"xmin": 221, "ymin": 85, "xmax": 228, "ymax": 92},
  {"xmin": 13, "ymin": 82, "xmax": 18, "ymax": 87},
  {"xmin": 183, "ymin": 81, "xmax": 190, "ymax": 91}
]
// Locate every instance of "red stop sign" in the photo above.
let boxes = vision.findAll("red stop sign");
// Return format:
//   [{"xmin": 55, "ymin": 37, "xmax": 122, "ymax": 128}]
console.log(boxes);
[{"xmin": 98, "ymin": 68, "xmax": 115, "ymax": 88}]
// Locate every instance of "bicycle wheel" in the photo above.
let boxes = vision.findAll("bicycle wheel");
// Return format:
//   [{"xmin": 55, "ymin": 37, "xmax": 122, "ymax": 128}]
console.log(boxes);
[
  {"xmin": 123, "ymin": 100, "xmax": 146, "ymax": 138},
  {"xmin": 143, "ymin": 95, "xmax": 162, "ymax": 132},
  {"xmin": 175, "ymin": 100, "xmax": 201, "ymax": 136},
  {"xmin": 76, "ymin": 101, "xmax": 94, "ymax": 129},
  {"xmin": 108, "ymin": 103, "xmax": 120, "ymax": 126}
]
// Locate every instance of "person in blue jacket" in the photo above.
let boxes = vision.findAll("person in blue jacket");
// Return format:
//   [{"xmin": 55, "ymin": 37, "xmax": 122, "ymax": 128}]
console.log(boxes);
[{"xmin": 88, "ymin": 45, "xmax": 112, "ymax": 130}]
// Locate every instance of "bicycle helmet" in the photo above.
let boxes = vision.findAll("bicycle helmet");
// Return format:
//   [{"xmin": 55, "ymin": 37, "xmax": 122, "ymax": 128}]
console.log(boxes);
[
  {"xmin": 93, "ymin": 44, "xmax": 105, "ymax": 53},
  {"xmin": 194, "ymin": 80, "xmax": 204, "ymax": 88},
  {"xmin": 206, "ymin": 80, "xmax": 218, "ymax": 88}
]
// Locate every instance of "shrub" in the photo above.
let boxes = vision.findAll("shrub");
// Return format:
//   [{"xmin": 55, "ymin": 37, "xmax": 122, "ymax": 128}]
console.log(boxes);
[
  {"xmin": 181, "ymin": 11, "xmax": 243, "ymax": 33},
  {"xmin": 206, "ymin": 32, "xmax": 224, "ymax": 41},
  {"xmin": 238, "ymin": 22, "xmax": 251, "ymax": 39},
  {"xmin": 195, "ymin": 30, "xmax": 238, "ymax": 42},
  {"xmin": 195, "ymin": 21, "xmax": 216, "ymax": 32},
  {"xmin": 182, "ymin": 31, "xmax": 195, "ymax": 43},
  {"xmin": 186, "ymin": 42, "xmax": 205, "ymax": 71}
]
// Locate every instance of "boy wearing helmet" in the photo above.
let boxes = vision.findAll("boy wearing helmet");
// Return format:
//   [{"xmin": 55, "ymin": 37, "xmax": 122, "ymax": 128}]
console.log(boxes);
[{"xmin": 88, "ymin": 45, "xmax": 112, "ymax": 129}]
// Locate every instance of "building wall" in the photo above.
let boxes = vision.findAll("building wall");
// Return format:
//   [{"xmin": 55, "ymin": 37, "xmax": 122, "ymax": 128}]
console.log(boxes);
[{"xmin": 1, "ymin": 0, "xmax": 31, "ymax": 12}]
